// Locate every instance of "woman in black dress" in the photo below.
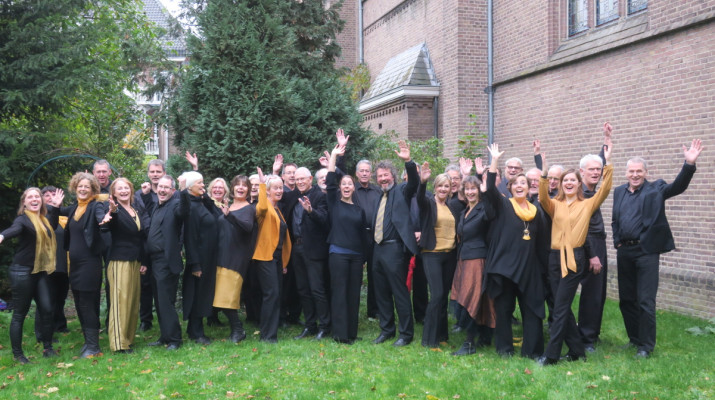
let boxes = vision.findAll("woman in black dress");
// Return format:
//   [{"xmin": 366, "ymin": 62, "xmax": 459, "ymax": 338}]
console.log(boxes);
[
  {"xmin": 326, "ymin": 143, "xmax": 369, "ymax": 344},
  {"xmin": 182, "ymin": 171, "xmax": 221, "ymax": 344},
  {"xmin": 450, "ymin": 174, "xmax": 496, "ymax": 355},
  {"xmin": 214, "ymin": 175, "xmax": 256, "ymax": 343},
  {"xmin": 483, "ymin": 144, "xmax": 546, "ymax": 358},
  {"xmin": 64, "ymin": 172, "xmax": 107, "ymax": 358},
  {"xmin": 100, "ymin": 178, "xmax": 149, "ymax": 353},
  {"xmin": 416, "ymin": 165, "xmax": 461, "ymax": 348},
  {"xmin": 0, "ymin": 187, "xmax": 63, "ymax": 363}
]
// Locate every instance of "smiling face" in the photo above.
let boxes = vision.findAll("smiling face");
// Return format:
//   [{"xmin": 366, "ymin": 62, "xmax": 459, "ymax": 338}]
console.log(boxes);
[
  {"xmin": 547, "ymin": 166, "xmax": 563, "ymax": 192},
  {"xmin": 376, "ymin": 167, "xmax": 394, "ymax": 191},
  {"xmin": 157, "ymin": 177, "xmax": 174, "ymax": 203},
  {"xmin": 446, "ymin": 170, "xmax": 461, "ymax": 193},
  {"xmin": 505, "ymin": 160, "xmax": 523, "ymax": 180},
  {"xmin": 525, "ymin": 169, "xmax": 541, "ymax": 197},
  {"xmin": 340, "ymin": 175, "xmax": 355, "ymax": 201},
  {"xmin": 42, "ymin": 190, "xmax": 55, "ymax": 205},
  {"xmin": 233, "ymin": 181, "xmax": 249, "ymax": 202},
  {"xmin": 211, "ymin": 180, "xmax": 227, "ymax": 202},
  {"xmin": 561, "ymin": 172, "xmax": 581, "ymax": 198},
  {"xmin": 76, "ymin": 179, "xmax": 93, "ymax": 201},
  {"xmin": 189, "ymin": 179, "xmax": 205, "ymax": 197},
  {"xmin": 294, "ymin": 169, "xmax": 312, "ymax": 193},
  {"xmin": 23, "ymin": 189, "xmax": 44, "ymax": 214},
  {"xmin": 249, "ymin": 177, "xmax": 260, "ymax": 199},
  {"xmin": 434, "ymin": 178, "xmax": 451, "ymax": 203},
  {"xmin": 112, "ymin": 180, "xmax": 133, "ymax": 204},
  {"xmin": 93, "ymin": 163, "xmax": 111, "ymax": 188},
  {"xmin": 267, "ymin": 178, "xmax": 284, "ymax": 203},
  {"xmin": 509, "ymin": 175, "xmax": 529, "ymax": 200},
  {"xmin": 147, "ymin": 164, "xmax": 164, "ymax": 186},
  {"xmin": 463, "ymin": 181, "xmax": 480, "ymax": 206},
  {"xmin": 282, "ymin": 165, "xmax": 296, "ymax": 188},
  {"xmin": 626, "ymin": 161, "xmax": 647, "ymax": 192}
]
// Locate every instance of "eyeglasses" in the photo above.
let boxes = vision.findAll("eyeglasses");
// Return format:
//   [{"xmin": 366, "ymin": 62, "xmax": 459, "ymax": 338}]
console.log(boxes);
[{"xmin": 506, "ymin": 165, "xmax": 522, "ymax": 170}]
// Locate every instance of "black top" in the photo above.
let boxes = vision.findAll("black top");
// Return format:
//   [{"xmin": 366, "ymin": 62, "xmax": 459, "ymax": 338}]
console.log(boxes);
[
  {"xmin": 353, "ymin": 183, "xmax": 382, "ymax": 223},
  {"xmin": 456, "ymin": 201, "xmax": 493, "ymax": 261},
  {"xmin": 483, "ymin": 171, "xmax": 545, "ymax": 318},
  {"xmin": 280, "ymin": 184, "xmax": 330, "ymax": 260},
  {"xmin": 61, "ymin": 201, "xmax": 107, "ymax": 256},
  {"xmin": 614, "ymin": 186, "xmax": 644, "ymax": 241},
  {"xmin": 144, "ymin": 191, "xmax": 190, "ymax": 274},
  {"xmin": 1, "ymin": 207, "xmax": 59, "ymax": 267},
  {"xmin": 101, "ymin": 204, "xmax": 149, "ymax": 264},
  {"xmin": 416, "ymin": 182, "xmax": 462, "ymax": 251},
  {"xmin": 325, "ymin": 172, "xmax": 370, "ymax": 257},
  {"xmin": 217, "ymin": 204, "xmax": 257, "ymax": 276},
  {"xmin": 67, "ymin": 212, "xmax": 103, "ymax": 291}
]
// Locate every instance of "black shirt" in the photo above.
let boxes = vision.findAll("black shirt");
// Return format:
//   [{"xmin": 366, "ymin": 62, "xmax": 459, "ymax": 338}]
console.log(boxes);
[
  {"xmin": 354, "ymin": 183, "xmax": 382, "ymax": 223},
  {"xmin": 326, "ymin": 172, "xmax": 369, "ymax": 255},
  {"xmin": 147, "ymin": 200, "xmax": 169, "ymax": 254},
  {"xmin": 615, "ymin": 185, "xmax": 644, "ymax": 241},
  {"xmin": 376, "ymin": 189, "xmax": 398, "ymax": 242},
  {"xmin": 583, "ymin": 185, "xmax": 606, "ymax": 238}
]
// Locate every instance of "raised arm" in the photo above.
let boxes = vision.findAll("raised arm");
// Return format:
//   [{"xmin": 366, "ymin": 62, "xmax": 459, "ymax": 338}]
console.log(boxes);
[
  {"xmin": 662, "ymin": 139, "xmax": 703, "ymax": 199},
  {"xmin": 538, "ymin": 152, "xmax": 555, "ymax": 217}
]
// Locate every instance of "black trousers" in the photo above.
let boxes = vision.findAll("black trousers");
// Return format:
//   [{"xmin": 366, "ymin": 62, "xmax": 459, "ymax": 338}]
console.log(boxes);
[
  {"xmin": 35, "ymin": 270, "xmax": 69, "ymax": 340},
  {"xmin": 9, "ymin": 265, "xmax": 53, "ymax": 356},
  {"xmin": 73, "ymin": 288, "xmax": 101, "ymax": 332},
  {"xmin": 280, "ymin": 259, "xmax": 301, "ymax": 324},
  {"xmin": 373, "ymin": 241, "xmax": 414, "ymax": 340},
  {"xmin": 243, "ymin": 261, "xmax": 263, "ymax": 323},
  {"xmin": 578, "ymin": 237, "xmax": 608, "ymax": 346},
  {"xmin": 617, "ymin": 243, "xmax": 660, "ymax": 353},
  {"xmin": 420, "ymin": 251, "xmax": 456, "ymax": 347},
  {"xmin": 411, "ymin": 255, "xmax": 428, "ymax": 323},
  {"xmin": 493, "ymin": 278, "xmax": 544, "ymax": 358},
  {"xmin": 256, "ymin": 259, "xmax": 283, "ymax": 341},
  {"xmin": 151, "ymin": 254, "xmax": 182, "ymax": 345},
  {"xmin": 365, "ymin": 243, "xmax": 378, "ymax": 318},
  {"xmin": 139, "ymin": 264, "xmax": 154, "ymax": 325},
  {"xmin": 544, "ymin": 248, "xmax": 588, "ymax": 359},
  {"xmin": 329, "ymin": 253, "xmax": 363, "ymax": 342},
  {"xmin": 292, "ymin": 243, "xmax": 330, "ymax": 332}
]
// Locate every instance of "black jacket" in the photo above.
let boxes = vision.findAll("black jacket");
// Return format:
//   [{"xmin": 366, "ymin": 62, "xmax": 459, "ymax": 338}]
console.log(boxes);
[
  {"xmin": 144, "ymin": 191, "xmax": 190, "ymax": 275},
  {"xmin": 416, "ymin": 183, "xmax": 462, "ymax": 251},
  {"xmin": 100, "ymin": 203, "xmax": 150, "ymax": 264},
  {"xmin": 281, "ymin": 184, "xmax": 330, "ymax": 260},
  {"xmin": 371, "ymin": 161, "xmax": 420, "ymax": 255},
  {"xmin": 62, "ymin": 201, "xmax": 107, "ymax": 256},
  {"xmin": 456, "ymin": 201, "xmax": 494, "ymax": 261}
]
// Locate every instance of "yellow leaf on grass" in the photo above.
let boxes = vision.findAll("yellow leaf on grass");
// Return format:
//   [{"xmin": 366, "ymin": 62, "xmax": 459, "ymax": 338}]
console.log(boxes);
[
  {"xmin": 140, "ymin": 369, "xmax": 152, "ymax": 374},
  {"xmin": 602, "ymin": 375, "xmax": 610, "ymax": 381},
  {"xmin": 176, "ymin": 362, "xmax": 184, "ymax": 366},
  {"xmin": 426, "ymin": 395, "xmax": 440, "ymax": 400},
  {"xmin": 524, "ymin": 368, "xmax": 532, "ymax": 375},
  {"xmin": 47, "ymin": 387, "xmax": 59, "ymax": 393}
]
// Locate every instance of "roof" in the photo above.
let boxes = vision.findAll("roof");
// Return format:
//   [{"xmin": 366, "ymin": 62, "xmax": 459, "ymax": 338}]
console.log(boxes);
[
  {"xmin": 362, "ymin": 43, "xmax": 439, "ymax": 101},
  {"xmin": 142, "ymin": 0, "xmax": 188, "ymax": 58}
]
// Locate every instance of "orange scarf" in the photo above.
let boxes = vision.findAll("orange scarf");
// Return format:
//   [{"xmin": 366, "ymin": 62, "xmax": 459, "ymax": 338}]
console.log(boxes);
[{"xmin": 74, "ymin": 195, "xmax": 98, "ymax": 221}]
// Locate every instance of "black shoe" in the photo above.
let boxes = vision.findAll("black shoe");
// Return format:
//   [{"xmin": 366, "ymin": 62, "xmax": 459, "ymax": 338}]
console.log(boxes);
[
  {"xmin": 260, "ymin": 338, "xmax": 278, "ymax": 344},
  {"xmin": 334, "ymin": 337, "xmax": 353, "ymax": 345},
  {"xmin": 43, "ymin": 348, "xmax": 59, "ymax": 358},
  {"xmin": 79, "ymin": 328, "xmax": 102, "ymax": 359},
  {"xmin": 497, "ymin": 350, "xmax": 514, "ymax": 358},
  {"xmin": 56, "ymin": 327, "xmax": 70, "ymax": 334},
  {"xmin": 293, "ymin": 327, "xmax": 317, "ymax": 340},
  {"xmin": 166, "ymin": 343, "xmax": 181, "ymax": 351},
  {"xmin": 585, "ymin": 345, "xmax": 596, "ymax": 353},
  {"xmin": 139, "ymin": 322, "xmax": 153, "ymax": 332},
  {"xmin": 620, "ymin": 341, "xmax": 638, "ymax": 350},
  {"xmin": 206, "ymin": 316, "xmax": 224, "ymax": 327},
  {"xmin": 314, "ymin": 330, "xmax": 329, "ymax": 340},
  {"xmin": 421, "ymin": 341, "xmax": 439, "ymax": 349},
  {"xmin": 193, "ymin": 336, "xmax": 211, "ymax": 345},
  {"xmin": 229, "ymin": 330, "xmax": 247, "ymax": 344},
  {"xmin": 634, "ymin": 350, "xmax": 651, "ymax": 359},
  {"xmin": 452, "ymin": 341, "xmax": 476, "ymax": 356},
  {"xmin": 116, "ymin": 349, "xmax": 134, "ymax": 354},
  {"xmin": 537, "ymin": 356, "xmax": 559, "ymax": 366},
  {"xmin": 14, "ymin": 355, "xmax": 30, "ymax": 364},
  {"xmin": 147, "ymin": 340, "xmax": 165, "ymax": 347},
  {"xmin": 561, "ymin": 353, "xmax": 586, "ymax": 362},
  {"xmin": 450, "ymin": 325, "xmax": 463, "ymax": 333},
  {"xmin": 372, "ymin": 333, "xmax": 395, "ymax": 344},
  {"xmin": 392, "ymin": 338, "xmax": 411, "ymax": 347}
]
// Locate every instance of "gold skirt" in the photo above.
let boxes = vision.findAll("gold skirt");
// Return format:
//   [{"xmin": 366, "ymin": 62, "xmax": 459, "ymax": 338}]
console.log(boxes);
[{"xmin": 213, "ymin": 266, "xmax": 243, "ymax": 309}]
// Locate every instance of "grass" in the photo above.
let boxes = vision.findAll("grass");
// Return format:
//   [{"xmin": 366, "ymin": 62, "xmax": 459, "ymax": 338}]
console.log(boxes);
[{"xmin": 0, "ymin": 291, "xmax": 712, "ymax": 400}]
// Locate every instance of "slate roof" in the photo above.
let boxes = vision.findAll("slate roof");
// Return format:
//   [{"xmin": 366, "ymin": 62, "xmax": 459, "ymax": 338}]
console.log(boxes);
[
  {"xmin": 142, "ymin": 0, "xmax": 188, "ymax": 58},
  {"xmin": 362, "ymin": 43, "xmax": 438, "ymax": 101}
]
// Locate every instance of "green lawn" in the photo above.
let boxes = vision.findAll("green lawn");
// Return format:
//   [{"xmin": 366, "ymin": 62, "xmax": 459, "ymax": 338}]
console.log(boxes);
[{"xmin": 0, "ymin": 292, "xmax": 712, "ymax": 400}]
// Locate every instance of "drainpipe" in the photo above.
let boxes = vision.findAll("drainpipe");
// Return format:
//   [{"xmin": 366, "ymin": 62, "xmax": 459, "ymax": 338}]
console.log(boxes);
[
  {"xmin": 487, "ymin": 0, "xmax": 494, "ymax": 146},
  {"xmin": 433, "ymin": 97, "xmax": 439, "ymax": 138},
  {"xmin": 358, "ymin": 1, "xmax": 364, "ymax": 64}
]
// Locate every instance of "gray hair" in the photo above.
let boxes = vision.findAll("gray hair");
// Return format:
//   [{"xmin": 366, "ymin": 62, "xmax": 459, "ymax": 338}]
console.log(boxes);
[
  {"xmin": 579, "ymin": 154, "xmax": 603, "ymax": 169},
  {"xmin": 356, "ymin": 160, "xmax": 372, "ymax": 170},
  {"xmin": 295, "ymin": 167, "xmax": 312, "ymax": 178},
  {"xmin": 265, "ymin": 174, "xmax": 283, "ymax": 189},
  {"xmin": 626, "ymin": 157, "xmax": 648, "ymax": 171},
  {"xmin": 444, "ymin": 164, "xmax": 462, "ymax": 178},
  {"xmin": 315, "ymin": 168, "xmax": 327, "ymax": 179},
  {"xmin": 248, "ymin": 174, "xmax": 259, "ymax": 182},
  {"xmin": 159, "ymin": 175, "xmax": 176, "ymax": 189},
  {"xmin": 504, "ymin": 157, "xmax": 523, "ymax": 168},
  {"xmin": 147, "ymin": 159, "xmax": 165, "ymax": 172},
  {"xmin": 92, "ymin": 159, "xmax": 110, "ymax": 171},
  {"xmin": 548, "ymin": 165, "xmax": 565, "ymax": 175},
  {"xmin": 376, "ymin": 160, "xmax": 398, "ymax": 182}
]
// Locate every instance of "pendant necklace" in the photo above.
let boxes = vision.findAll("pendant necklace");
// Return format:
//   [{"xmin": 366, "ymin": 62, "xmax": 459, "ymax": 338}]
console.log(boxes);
[{"xmin": 522, "ymin": 221, "xmax": 531, "ymax": 240}]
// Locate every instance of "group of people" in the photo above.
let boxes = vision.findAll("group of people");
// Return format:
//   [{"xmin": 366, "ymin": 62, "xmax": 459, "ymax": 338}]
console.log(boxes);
[{"xmin": 0, "ymin": 124, "xmax": 703, "ymax": 366}]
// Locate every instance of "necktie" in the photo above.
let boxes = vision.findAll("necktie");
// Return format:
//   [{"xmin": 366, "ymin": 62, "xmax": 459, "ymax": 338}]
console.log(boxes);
[{"xmin": 374, "ymin": 192, "xmax": 388, "ymax": 244}]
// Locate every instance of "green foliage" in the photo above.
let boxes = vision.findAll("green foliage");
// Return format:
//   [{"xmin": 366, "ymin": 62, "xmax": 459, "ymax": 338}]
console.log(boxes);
[
  {"xmin": 456, "ymin": 113, "xmax": 488, "ymax": 159},
  {"xmin": 341, "ymin": 63, "xmax": 371, "ymax": 103},
  {"xmin": 169, "ymin": 0, "xmax": 370, "ymax": 180},
  {"xmin": 365, "ymin": 130, "xmax": 450, "ymax": 182},
  {"xmin": 686, "ymin": 317, "xmax": 715, "ymax": 336}
]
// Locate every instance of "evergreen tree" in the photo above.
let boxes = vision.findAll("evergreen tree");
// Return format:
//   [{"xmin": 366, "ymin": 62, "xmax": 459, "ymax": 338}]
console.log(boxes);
[{"xmin": 169, "ymin": 0, "xmax": 369, "ymax": 179}]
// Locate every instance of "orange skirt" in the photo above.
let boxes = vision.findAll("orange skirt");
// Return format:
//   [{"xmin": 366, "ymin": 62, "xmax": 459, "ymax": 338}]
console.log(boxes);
[{"xmin": 451, "ymin": 258, "xmax": 495, "ymax": 328}]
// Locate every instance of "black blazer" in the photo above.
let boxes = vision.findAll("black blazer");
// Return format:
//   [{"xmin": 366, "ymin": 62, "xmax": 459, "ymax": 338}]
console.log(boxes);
[
  {"xmin": 371, "ymin": 161, "xmax": 420, "ymax": 255},
  {"xmin": 281, "ymin": 184, "xmax": 330, "ymax": 260},
  {"xmin": 100, "ymin": 203, "xmax": 149, "ymax": 264},
  {"xmin": 416, "ymin": 183, "xmax": 462, "ymax": 251},
  {"xmin": 612, "ymin": 162, "xmax": 696, "ymax": 254},
  {"xmin": 456, "ymin": 201, "xmax": 494, "ymax": 261},
  {"xmin": 144, "ymin": 191, "xmax": 190, "ymax": 274},
  {"xmin": 62, "ymin": 201, "xmax": 107, "ymax": 256}
]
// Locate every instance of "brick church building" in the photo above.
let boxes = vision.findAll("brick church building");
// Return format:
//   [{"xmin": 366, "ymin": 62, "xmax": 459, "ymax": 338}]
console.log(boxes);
[{"xmin": 334, "ymin": 0, "xmax": 714, "ymax": 318}]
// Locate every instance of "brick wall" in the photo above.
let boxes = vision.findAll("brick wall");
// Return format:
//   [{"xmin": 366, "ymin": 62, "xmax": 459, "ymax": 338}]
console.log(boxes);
[
  {"xmin": 334, "ymin": 0, "xmax": 358, "ymax": 69},
  {"xmin": 492, "ymin": 20, "xmax": 715, "ymax": 319}
]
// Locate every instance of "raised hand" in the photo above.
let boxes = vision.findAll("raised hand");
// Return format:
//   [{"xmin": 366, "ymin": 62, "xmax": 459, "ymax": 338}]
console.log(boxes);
[
  {"xmin": 603, "ymin": 121, "xmax": 613, "ymax": 138},
  {"xmin": 319, "ymin": 153, "xmax": 329, "ymax": 168},
  {"xmin": 332, "ymin": 144, "xmax": 346, "ymax": 157},
  {"xmin": 272, "ymin": 154, "xmax": 284, "ymax": 175},
  {"xmin": 533, "ymin": 139, "xmax": 541, "ymax": 155},
  {"xmin": 683, "ymin": 138, "xmax": 703, "ymax": 165},
  {"xmin": 459, "ymin": 157, "xmax": 473, "ymax": 177},
  {"xmin": 474, "ymin": 157, "xmax": 485, "ymax": 176},
  {"xmin": 298, "ymin": 196, "xmax": 313, "ymax": 213},
  {"xmin": 141, "ymin": 182, "xmax": 152, "ymax": 194},
  {"xmin": 99, "ymin": 212, "xmax": 113, "ymax": 226},
  {"xmin": 540, "ymin": 152, "xmax": 548, "ymax": 173},
  {"xmin": 603, "ymin": 136, "xmax": 613, "ymax": 164},
  {"xmin": 336, "ymin": 128, "xmax": 350, "ymax": 147},
  {"xmin": 487, "ymin": 143, "xmax": 504, "ymax": 160},
  {"xmin": 108, "ymin": 197, "xmax": 118, "ymax": 213},
  {"xmin": 185, "ymin": 151, "xmax": 198, "ymax": 171},
  {"xmin": 420, "ymin": 161, "xmax": 431, "ymax": 184},
  {"xmin": 395, "ymin": 140, "xmax": 411, "ymax": 162},
  {"xmin": 257, "ymin": 167, "xmax": 266, "ymax": 184},
  {"xmin": 50, "ymin": 189, "xmax": 65, "ymax": 207}
]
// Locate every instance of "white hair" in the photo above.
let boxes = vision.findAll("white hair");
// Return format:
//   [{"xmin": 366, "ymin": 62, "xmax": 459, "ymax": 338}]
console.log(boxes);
[
  {"xmin": 184, "ymin": 171, "xmax": 202, "ymax": 190},
  {"xmin": 294, "ymin": 167, "xmax": 312, "ymax": 178},
  {"xmin": 504, "ymin": 157, "xmax": 523, "ymax": 167},
  {"xmin": 579, "ymin": 154, "xmax": 603, "ymax": 169},
  {"xmin": 626, "ymin": 157, "xmax": 648, "ymax": 171}
]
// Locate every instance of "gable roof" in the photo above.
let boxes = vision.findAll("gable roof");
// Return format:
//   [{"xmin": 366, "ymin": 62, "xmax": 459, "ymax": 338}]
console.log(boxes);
[{"xmin": 142, "ymin": 0, "xmax": 188, "ymax": 58}]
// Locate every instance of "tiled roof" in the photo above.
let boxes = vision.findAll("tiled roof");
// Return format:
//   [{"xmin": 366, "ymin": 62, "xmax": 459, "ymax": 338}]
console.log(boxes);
[
  {"xmin": 363, "ymin": 43, "xmax": 438, "ymax": 101},
  {"xmin": 142, "ymin": 0, "xmax": 188, "ymax": 58}
]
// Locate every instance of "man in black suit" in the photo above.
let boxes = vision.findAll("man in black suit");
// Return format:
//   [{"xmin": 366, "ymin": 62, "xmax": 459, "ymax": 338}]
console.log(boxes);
[
  {"xmin": 371, "ymin": 141, "xmax": 419, "ymax": 347},
  {"xmin": 612, "ymin": 139, "xmax": 703, "ymax": 358},
  {"xmin": 281, "ymin": 167, "xmax": 331, "ymax": 340},
  {"xmin": 353, "ymin": 160, "xmax": 382, "ymax": 319},
  {"xmin": 144, "ymin": 175, "xmax": 189, "ymax": 350}
]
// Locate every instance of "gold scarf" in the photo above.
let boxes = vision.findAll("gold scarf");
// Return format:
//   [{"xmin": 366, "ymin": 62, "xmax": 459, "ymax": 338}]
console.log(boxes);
[
  {"xmin": 74, "ymin": 195, "xmax": 98, "ymax": 221},
  {"xmin": 24, "ymin": 210, "xmax": 56, "ymax": 274},
  {"xmin": 509, "ymin": 198, "xmax": 537, "ymax": 221}
]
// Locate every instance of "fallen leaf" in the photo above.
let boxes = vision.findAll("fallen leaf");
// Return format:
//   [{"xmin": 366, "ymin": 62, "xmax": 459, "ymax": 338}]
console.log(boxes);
[
  {"xmin": 47, "ymin": 387, "xmax": 59, "ymax": 393},
  {"xmin": 187, "ymin": 380, "xmax": 196, "ymax": 386},
  {"xmin": 107, "ymin": 366, "xmax": 113, "ymax": 372},
  {"xmin": 397, "ymin": 394, "xmax": 407, "ymax": 399},
  {"xmin": 426, "ymin": 395, "xmax": 440, "ymax": 400},
  {"xmin": 524, "ymin": 368, "xmax": 532, "ymax": 375},
  {"xmin": 32, "ymin": 393, "xmax": 48, "ymax": 398},
  {"xmin": 176, "ymin": 362, "xmax": 184, "ymax": 366},
  {"xmin": 328, "ymin": 391, "xmax": 335, "ymax": 394},
  {"xmin": 602, "ymin": 375, "xmax": 610, "ymax": 381},
  {"xmin": 430, "ymin": 348, "xmax": 443, "ymax": 352},
  {"xmin": 586, "ymin": 385, "xmax": 598, "ymax": 389},
  {"xmin": 566, "ymin": 371, "xmax": 573, "ymax": 376},
  {"xmin": 453, "ymin": 396, "xmax": 461, "ymax": 399},
  {"xmin": 170, "ymin": 392, "xmax": 183, "ymax": 398},
  {"xmin": 225, "ymin": 391, "xmax": 235, "ymax": 398},
  {"xmin": 140, "ymin": 369, "xmax": 152, "ymax": 374}
]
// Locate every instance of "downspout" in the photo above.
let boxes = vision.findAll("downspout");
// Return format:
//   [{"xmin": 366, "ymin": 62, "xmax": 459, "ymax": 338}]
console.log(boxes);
[
  {"xmin": 433, "ymin": 97, "xmax": 439, "ymax": 138},
  {"xmin": 487, "ymin": 0, "xmax": 494, "ymax": 146},
  {"xmin": 358, "ymin": 1, "xmax": 364, "ymax": 64}
]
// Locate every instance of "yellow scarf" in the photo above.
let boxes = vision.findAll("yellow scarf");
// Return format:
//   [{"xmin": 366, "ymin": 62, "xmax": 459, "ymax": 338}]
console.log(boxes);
[
  {"xmin": 509, "ymin": 198, "xmax": 537, "ymax": 221},
  {"xmin": 24, "ymin": 210, "xmax": 56, "ymax": 274},
  {"xmin": 74, "ymin": 195, "xmax": 98, "ymax": 221}
]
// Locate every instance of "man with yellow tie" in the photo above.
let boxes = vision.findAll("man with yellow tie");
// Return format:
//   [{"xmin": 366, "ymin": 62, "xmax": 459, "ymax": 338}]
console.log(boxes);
[{"xmin": 371, "ymin": 141, "xmax": 419, "ymax": 347}]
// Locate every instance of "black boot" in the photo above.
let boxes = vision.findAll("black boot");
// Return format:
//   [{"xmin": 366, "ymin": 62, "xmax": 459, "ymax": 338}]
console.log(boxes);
[
  {"xmin": 452, "ymin": 340, "xmax": 476, "ymax": 356},
  {"xmin": 79, "ymin": 328, "xmax": 101, "ymax": 358},
  {"xmin": 475, "ymin": 326, "xmax": 493, "ymax": 348},
  {"xmin": 226, "ymin": 310, "xmax": 246, "ymax": 343}
]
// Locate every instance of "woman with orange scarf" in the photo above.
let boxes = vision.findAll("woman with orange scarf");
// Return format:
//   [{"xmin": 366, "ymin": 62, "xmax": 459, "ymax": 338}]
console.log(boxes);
[
  {"xmin": 63, "ymin": 172, "xmax": 108, "ymax": 358},
  {"xmin": 0, "ymin": 187, "xmax": 64, "ymax": 364}
]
